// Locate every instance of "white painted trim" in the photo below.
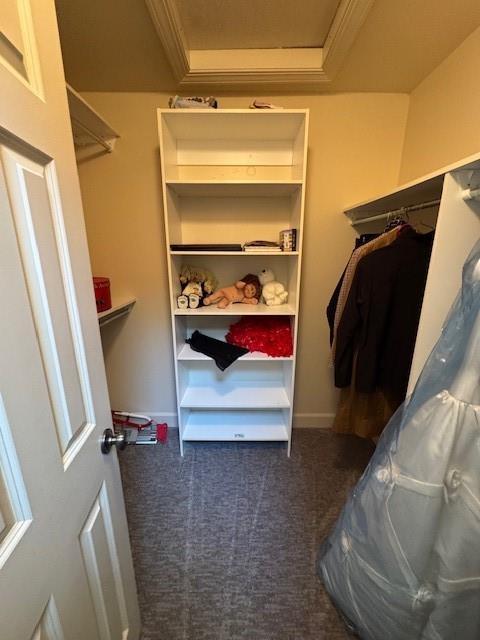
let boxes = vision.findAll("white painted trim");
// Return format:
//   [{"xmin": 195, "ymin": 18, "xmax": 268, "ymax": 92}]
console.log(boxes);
[
  {"xmin": 98, "ymin": 484, "xmax": 130, "ymax": 635},
  {"xmin": 36, "ymin": 596, "xmax": 65, "ymax": 640},
  {"xmin": 182, "ymin": 48, "xmax": 328, "ymax": 87},
  {"xmin": 2, "ymin": 149, "xmax": 74, "ymax": 450},
  {"xmin": 80, "ymin": 498, "xmax": 111, "ymax": 640},
  {"xmin": 44, "ymin": 163, "xmax": 98, "ymax": 469},
  {"xmin": 145, "ymin": 0, "xmax": 374, "ymax": 88},
  {"xmin": 0, "ymin": 0, "xmax": 45, "ymax": 99},
  {"xmin": 144, "ymin": 0, "xmax": 189, "ymax": 82},
  {"xmin": 0, "ymin": 394, "xmax": 33, "ymax": 570},
  {"xmin": 322, "ymin": 0, "xmax": 375, "ymax": 79}
]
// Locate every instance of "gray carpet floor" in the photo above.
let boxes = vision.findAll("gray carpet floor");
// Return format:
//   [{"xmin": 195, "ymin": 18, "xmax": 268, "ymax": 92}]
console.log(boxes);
[{"xmin": 119, "ymin": 429, "xmax": 374, "ymax": 640}]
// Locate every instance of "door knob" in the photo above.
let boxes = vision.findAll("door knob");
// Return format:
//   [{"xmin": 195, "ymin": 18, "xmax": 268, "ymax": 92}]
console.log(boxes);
[{"xmin": 101, "ymin": 428, "xmax": 127, "ymax": 454}]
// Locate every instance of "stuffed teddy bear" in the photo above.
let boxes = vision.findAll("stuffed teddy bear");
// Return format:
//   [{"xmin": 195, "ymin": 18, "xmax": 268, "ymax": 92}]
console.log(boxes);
[
  {"xmin": 258, "ymin": 268, "xmax": 288, "ymax": 306},
  {"xmin": 179, "ymin": 264, "xmax": 218, "ymax": 296},
  {"xmin": 204, "ymin": 274, "xmax": 261, "ymax": 309}
]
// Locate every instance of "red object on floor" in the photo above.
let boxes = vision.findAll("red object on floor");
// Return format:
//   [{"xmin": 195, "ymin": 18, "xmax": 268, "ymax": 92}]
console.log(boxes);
[
  {"xmin": 226, "ymin": 316, "xmax": 293, "ymax": 357},
  {"xmin": 156, "ymin": 423, "xmax": 168, "ymax": 443},
  {"xmin": 93, "ymin": 277, "xmax": 111, "ymax": 312}
]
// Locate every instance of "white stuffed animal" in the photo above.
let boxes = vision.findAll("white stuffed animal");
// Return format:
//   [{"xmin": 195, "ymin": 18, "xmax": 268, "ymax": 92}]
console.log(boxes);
[{"xmin": 258, "ymin": 268, "xmax": 288, "ymax": 306}]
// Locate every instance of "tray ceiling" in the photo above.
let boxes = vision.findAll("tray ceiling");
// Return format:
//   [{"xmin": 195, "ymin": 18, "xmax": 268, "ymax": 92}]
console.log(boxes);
[
  {"xmin": 145, "ymin": 0, "xmax": 375, "ymax": 88},
  {"xmin": 174, "ymin": 0, "xmax": 342, "ymax": 50},
  {"xmin": 55, "ymin": 0, "xmax": 480, "ymax": 94}
]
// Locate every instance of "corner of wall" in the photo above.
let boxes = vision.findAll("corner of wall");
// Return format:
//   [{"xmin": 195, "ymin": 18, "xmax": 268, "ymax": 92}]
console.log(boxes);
[{"xmin": 399, "ymin": 24, "xmax": 480, "ymax": 184}]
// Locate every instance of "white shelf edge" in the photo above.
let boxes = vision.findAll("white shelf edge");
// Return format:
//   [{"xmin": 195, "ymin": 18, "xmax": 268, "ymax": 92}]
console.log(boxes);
[
  {"xmin": 98, "ymin": 298, "xmax": 136, "ymax": 327},
  {"xmin": 174, "ymin": 302, "xmax": 296, "ymax": 316},
  {"xmin": 158, "ymin": 108, "xmax": 309, "ymax": 114},
  {"xmin": 170, "ymin": 251, "xmax": 299, "ymax": 256},
  {"xmin": 166, "ymin": 179, "xmax": 303, "ymax": 185},
  {"xmin": 180, "ymin": 384, "xmax": 291, "ymax": 409},
  {"xmin": 344, "ymin": 152, "xmax": 480, "ymax": 220},
  {"xmin": 177, "ymin": 344, "xmax": 293, "ymax": 361},
  {"xmin": 67, "ymin": 84, "xmax": 119, "ymax": 152},
  {"xmin": 182, "ymin": 414, "xmax": 289, "ymax": 442},
  {"xmin": 165, "ymin": 180, "xmax": 303, "ymax": 197},
  {"xmin": 183, "ymin": 432, "xmax": 289, "ymax": 442}
]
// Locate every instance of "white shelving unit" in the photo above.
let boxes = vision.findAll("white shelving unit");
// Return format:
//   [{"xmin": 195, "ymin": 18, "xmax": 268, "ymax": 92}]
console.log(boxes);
[{"xmin": 158, "ymin": 109, "xmax": 309, "ymax": 455}]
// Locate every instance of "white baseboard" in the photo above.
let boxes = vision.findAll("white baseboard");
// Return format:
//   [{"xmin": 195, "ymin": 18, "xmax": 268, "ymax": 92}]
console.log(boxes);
[
  {"xmin": 293, "ymin": 413, "xmax": 334, "ymax": 429},
  {"xmin": 133, "ymin": 412, "xmax": 334, "ymax": 430}
]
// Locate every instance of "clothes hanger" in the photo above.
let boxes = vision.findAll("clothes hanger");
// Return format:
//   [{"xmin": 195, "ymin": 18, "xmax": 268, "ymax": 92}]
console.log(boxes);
[{"xmin": 384, "ymin": 208, "xmax": 410, "ymax": 232}]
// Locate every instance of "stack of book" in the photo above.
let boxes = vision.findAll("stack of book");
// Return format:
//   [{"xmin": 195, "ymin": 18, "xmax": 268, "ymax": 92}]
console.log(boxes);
[
  {"xmin": 279, "ymin": 229, "xmax": 297, "ymax": 252},
  {"xmin": 243, "ymin": 240, "xmax": 282, "ymax": 253}
]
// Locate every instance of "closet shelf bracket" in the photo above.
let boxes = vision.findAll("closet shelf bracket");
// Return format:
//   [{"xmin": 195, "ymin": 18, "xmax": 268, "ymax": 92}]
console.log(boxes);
[{"xmin": 461, "ymin": 187, "xmax": 480, "ymax": 202}]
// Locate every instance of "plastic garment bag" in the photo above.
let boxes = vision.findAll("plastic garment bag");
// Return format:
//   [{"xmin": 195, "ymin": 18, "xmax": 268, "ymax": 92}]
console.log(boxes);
[{"xmin": 318, "ymin": 240, "xmax": 480, "ymax": 640}]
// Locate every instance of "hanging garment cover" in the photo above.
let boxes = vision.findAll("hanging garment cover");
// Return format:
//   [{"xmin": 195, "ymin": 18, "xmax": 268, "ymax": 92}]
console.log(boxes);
[
  {"xmin": 335, "ymin": 228, "xmax": 434, "ymax": 398},
  {"xmin": 319, "ymin": 240, "xmax": 480, "ymax": 640}
]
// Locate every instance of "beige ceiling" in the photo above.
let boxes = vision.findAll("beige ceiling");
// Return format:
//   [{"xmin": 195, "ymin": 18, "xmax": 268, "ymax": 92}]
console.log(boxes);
[
  {"xmin": 55, "ymin": 0, "xmax": 480, "ymax": 93},
  {"xmin": 174, "ymin": 0, "xmax": 341, "ymax": 50}
]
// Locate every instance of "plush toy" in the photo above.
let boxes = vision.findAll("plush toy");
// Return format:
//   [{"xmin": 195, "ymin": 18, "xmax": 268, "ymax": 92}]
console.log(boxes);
[
  {"xmin": 179, "ymin": 264, "xmax": 218, "ymax": 296},
  {"xmin": 204, "ymin": 274, "xmax": 261, "ymax": 309},
  {"xmin": 258, "ymin": 268, "xmax": 288, "ymax": 306},
  {"xmin": 181, "ymin": 281, "xmax": 202, "ymax": 297}
]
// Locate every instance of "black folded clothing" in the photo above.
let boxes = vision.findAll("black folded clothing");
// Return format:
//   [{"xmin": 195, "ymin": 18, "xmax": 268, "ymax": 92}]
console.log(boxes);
[{"xmin": 186, "ymin": 330, "xmax": 248, "ymax": 371}]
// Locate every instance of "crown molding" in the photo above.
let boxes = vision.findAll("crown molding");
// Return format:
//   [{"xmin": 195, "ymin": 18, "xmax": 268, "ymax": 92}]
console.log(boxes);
[
  {"xmin": 181, "ymin": 48, "xmax": 328, "ymax": 87},
  {"xmin": 144, "ymin": 0, "xmax": 189, "ymax": 81},
  {"xmin": 145, "ymin": 0, "xmax": 373, "ymax": 88},
  {"xmin": 323, "ymin": 0, "xmax": 376, "ymax": 79}
]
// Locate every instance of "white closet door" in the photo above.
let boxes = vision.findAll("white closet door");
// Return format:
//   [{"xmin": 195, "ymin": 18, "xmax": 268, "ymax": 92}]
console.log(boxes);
[{"xmin": 0, "ymin": 1, "xmax": 140, "ymax": 638}]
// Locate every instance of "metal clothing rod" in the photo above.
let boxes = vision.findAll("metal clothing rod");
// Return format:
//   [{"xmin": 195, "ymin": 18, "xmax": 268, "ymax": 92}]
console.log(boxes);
[
  {"xmin": 350, "ymin": 198, "xmax": 441, "ymax": 227},
  {"xmin": 71, "ymin": 117, "xmax": 114, "ymax": 153},
  {"xmin": 462, "ymin": 187, "xmax": 480, "ymax": 202}
]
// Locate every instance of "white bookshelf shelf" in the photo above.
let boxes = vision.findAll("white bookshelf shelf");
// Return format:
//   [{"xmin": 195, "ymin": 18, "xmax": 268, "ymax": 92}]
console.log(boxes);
[
  {"xmin": 170, "ymin": 251, "xmax": 299, "ymax": 256},
  {"xmin": 182, "ymin": 410, "xmax": 289, "ymax": 442},
  {"xmin": 180, "ymin": 383, "xmax": 290, "ymax": 409},
  {"xmin": 166, "ymin": 180, "xmax": 302, "ymax": 197},
  {"xmin": 158, "ymin": 108, "xmax": 308, "ymax": 454},
  {"xmin": 174, "ymin": 303, "xmax": 296, "ymax": 316},
  {"xmin": 177, "ymin": 344, "xmax": 294, "ymax": 362}
]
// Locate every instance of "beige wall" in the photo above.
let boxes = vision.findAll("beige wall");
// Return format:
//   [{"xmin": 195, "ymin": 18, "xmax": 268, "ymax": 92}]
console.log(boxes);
[
  {"xmin": 79, "ymin": 92, "xmax": 409, "ymax": 425},
  {"xmin": 400, "ymin": 24, "xmax": 480, "ymax": 183}
]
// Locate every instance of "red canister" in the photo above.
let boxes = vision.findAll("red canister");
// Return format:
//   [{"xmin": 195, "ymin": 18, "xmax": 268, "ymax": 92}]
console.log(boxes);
[{"xmin": 93, "ymin": 277, "xmax": 111, "ymax": 312}]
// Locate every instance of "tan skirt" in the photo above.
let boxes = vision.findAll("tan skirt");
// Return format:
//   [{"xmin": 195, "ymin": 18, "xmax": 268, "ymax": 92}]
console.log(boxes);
[{"xmin": 333, "ymin": 352, "xmax": 402, "ymax": 439}]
